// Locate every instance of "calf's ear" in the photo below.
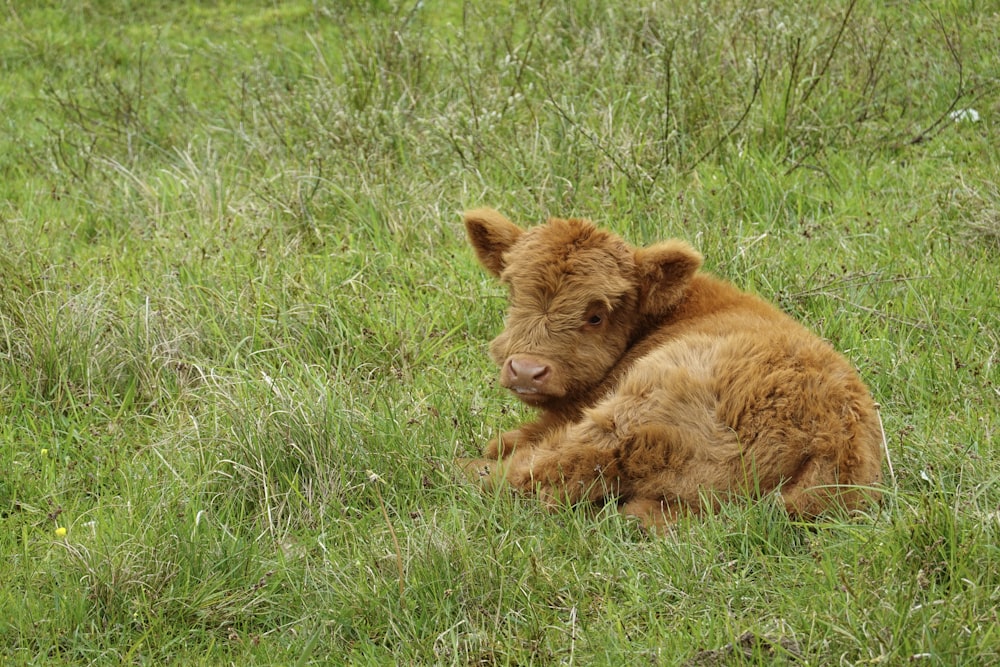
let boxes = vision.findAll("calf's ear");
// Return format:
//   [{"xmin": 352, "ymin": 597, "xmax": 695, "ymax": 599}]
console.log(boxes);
[
  {"xmin": 634, "ymin": 240, "xmax": 703, "ymax": 315},
  {"xmin": 464, "ymin": 208, "xmax": 524, "ymax": 276}
]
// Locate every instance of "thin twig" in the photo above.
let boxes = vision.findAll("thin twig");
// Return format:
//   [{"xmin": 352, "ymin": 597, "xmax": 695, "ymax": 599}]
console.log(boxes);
[
  {"xmin": 781, "ymin": 36, "xmax": 802, "ymax": 136},
  {"xmin": 800, "ymin": 0, "xmax": 858, "ymax": 107},
  {"xmin": 786, "ymin": 271, "xmax": 931, "ymax": 300},
  {"xmin": 686, "ymin": 47, "xmax": 767, "ymax": 173},
  {"xmin": 903, "ymin": 8, "xmax": 996, "ymax": 146},
  {"xmin": 818, "ymin": 292, "xmax": 932, "ymax": 331},
  {"xmin": 542, "ymin": 81, "xmax": 642, "ymax": 187}
]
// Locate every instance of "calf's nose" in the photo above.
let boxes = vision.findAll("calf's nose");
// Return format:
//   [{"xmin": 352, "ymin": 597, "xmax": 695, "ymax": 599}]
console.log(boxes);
[{"xmin": 505, "ymin": 356, "xmax": 551, "ymax": 391}]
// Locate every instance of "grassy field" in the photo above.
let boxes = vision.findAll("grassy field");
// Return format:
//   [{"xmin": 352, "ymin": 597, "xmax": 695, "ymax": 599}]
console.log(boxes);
[{"xmin": 1, "ymin": 0, "xmax": 997, "ymax": 664}]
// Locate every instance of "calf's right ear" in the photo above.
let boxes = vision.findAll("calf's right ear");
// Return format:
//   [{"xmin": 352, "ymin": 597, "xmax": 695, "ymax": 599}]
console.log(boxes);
[{"xmin": 464, "ymin": 208, "xmax": 524, "ymax": 277}]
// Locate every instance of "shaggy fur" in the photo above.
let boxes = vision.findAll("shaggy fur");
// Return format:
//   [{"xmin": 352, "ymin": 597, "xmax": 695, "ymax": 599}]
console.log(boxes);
[{"xmin": 459, "ymin": 208, "xmax": 884, "ymax": 530}]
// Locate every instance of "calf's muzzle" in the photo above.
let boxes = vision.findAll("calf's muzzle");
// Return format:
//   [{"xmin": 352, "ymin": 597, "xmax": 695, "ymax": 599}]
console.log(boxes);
[{"xmin": 500, "ymin": 354, "xmax": 556, "ymax": 397}]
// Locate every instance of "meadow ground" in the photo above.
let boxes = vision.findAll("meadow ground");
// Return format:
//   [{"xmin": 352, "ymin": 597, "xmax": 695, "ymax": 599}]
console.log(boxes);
[{"xmin": 1, "ymin": 1, "xmax": 997, "ymax": 664}]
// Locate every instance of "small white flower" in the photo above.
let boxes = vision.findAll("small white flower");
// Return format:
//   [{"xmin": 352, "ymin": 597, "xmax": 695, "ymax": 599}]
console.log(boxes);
[{"xmin": 949, "ymin": 108, "xmax": 980, "ymax": 123}]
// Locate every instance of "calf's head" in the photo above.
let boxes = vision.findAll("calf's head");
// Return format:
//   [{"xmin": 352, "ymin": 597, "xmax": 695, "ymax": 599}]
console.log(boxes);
[{"xmin": 465, "ymin": 208, "xmax": 703, "ymax": 406}]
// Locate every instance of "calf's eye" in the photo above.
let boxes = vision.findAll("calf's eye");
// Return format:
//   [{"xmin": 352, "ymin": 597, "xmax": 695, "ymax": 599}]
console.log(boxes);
[{"xmin": 587, "ymin": 314, "xmax": 603, "ymax": 326}]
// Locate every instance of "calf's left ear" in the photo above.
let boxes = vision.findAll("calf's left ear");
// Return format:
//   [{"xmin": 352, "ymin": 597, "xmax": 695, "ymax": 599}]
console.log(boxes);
[
  {"xmin": 634, "ymin": 240, "xmax": 703, "ymax": 315},
  {"xmin": 464, "ymin": 208, "xmax": 524, "ymax": 277}
]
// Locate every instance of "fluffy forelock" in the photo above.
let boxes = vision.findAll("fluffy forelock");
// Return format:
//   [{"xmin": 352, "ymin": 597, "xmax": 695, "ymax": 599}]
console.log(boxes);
[{"xmin": 500, "ymin": 218, "xmax": 636, "ymax": 308}]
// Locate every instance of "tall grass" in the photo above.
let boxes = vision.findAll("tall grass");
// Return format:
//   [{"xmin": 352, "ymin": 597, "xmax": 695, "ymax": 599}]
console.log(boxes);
[{"xmin": 1, "ymin": 1, "xmax": 997, "ymax": 664}]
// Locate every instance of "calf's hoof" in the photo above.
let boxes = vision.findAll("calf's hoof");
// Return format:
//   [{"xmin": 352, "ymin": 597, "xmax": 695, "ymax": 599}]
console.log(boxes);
[
  {"xmin": 484, "ymin": 428, "xmax": 526, "ymax": 458},
  {"xmin": 455, "ymin": 457, "xmax": 505, "ymax": 488}
]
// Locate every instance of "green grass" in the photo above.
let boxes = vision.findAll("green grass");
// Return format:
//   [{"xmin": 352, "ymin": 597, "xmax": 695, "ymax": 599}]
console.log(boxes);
[{"xmin": 1, "ymin": 0, "xmax": 997, "ymax": 664}]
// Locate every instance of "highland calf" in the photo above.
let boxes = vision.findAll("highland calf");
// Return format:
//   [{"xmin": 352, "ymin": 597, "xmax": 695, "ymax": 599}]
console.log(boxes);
[{"xmin": 460, "ymin": 208, "xmax": 883, "ymax": 530}]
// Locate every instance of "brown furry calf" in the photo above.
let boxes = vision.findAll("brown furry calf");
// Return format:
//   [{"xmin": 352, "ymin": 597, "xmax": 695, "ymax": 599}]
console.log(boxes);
[{"xmin": 459, "ymin": 208, "xmax": 883, "ymax": 530}]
